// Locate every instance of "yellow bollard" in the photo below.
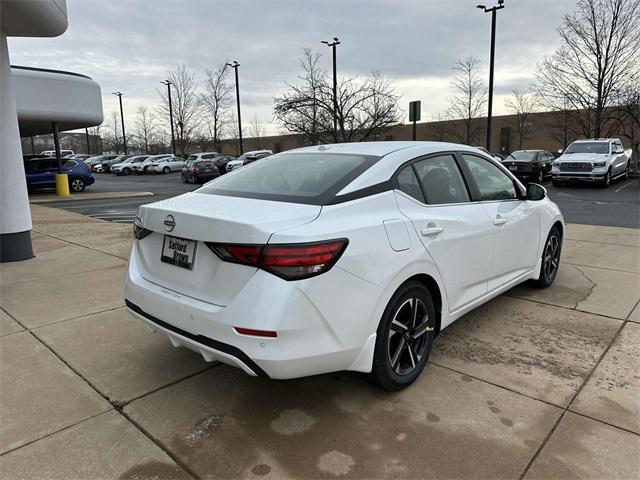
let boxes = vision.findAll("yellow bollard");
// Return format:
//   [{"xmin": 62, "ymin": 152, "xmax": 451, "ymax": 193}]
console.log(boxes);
[{"xmin": 55, "ymin": 173, "xmax": 70, "ymax": 197}]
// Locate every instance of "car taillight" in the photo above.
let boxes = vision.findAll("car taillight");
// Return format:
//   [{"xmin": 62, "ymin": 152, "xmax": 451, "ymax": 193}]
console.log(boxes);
[
  {"xmin": 133, "ymin": 221, "xmax": 152, "ymax": 240},
  {"xmin": 206, "ymin": 239, "xmax": 348, "ymax": 280},
  {"xmin": 193, "ymin": 168, "xmax": 200, "ymax": 173}
]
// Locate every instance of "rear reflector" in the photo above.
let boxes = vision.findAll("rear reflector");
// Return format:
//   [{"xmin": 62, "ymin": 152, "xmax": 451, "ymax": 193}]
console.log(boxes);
[
  {"xmin": 206, "ymin": 239, "xmax": 348, "ymax": 280},
  {"xmin": 234, "ymin": 327, "xmax": 277, "ymax": 338}
]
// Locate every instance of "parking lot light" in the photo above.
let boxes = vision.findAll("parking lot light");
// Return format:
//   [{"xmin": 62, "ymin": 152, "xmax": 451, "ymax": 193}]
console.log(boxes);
[
  {"xmin": 226, "ymin": 61, "xmax": 243, "ymax": 155},
  {"xmin": 477, "ymin": 0, "xmax": 505, "ymax": 152},
  {"xmin": 112, "ymin": 91, "xmax": 128, "ymax": 155},
  {"xmin": 321, "ymin": 37, "xmax": 340, "ymax": 136},
  {"xmin": 161, "ymin": 80, "xmax": 176, "ymax": 155}
]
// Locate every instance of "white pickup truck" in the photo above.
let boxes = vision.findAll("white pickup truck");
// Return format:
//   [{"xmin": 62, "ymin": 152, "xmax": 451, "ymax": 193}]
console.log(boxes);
[{"xmin": 552, "ymin": 138, "xmax": 631, "ymax": 188}]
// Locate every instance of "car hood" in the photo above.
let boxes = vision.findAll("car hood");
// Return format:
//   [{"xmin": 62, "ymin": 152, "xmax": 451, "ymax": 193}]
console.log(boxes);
[{"xmin": 558, "ymin": 153, "xmax": 608, "ymax": 163}]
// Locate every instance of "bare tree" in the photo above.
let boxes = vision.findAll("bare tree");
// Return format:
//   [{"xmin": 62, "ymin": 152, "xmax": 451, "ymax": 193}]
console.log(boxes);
[
  {"xmin": 134, "ymin": 106, "xmax": 157, "ymax": 154},
  {"xmin": 536, "ymin": 0, "xmax": 640, "ymax": 138},
  {"xmin": 158, "ymin": 64, "xmax": 202, "ymax": 156},
  {"xmin": 505, "ymin": 89, "xmax": 540, "ymax": 149},
  {"xmin": 201, "ymin": 64, "xmax": 233, "ymax": 152},
  {"xmin": 102, "ymin": 110, "xmax": 121, "ymax": 153},
  {"xmin": 612, "ymin": 81, "xmax": 640, "ymax": 171},
  {"xmin": 429, "ymin": 112, "xmax": 453, "ymax": 142},
  {"xmin": 274, "ymin": 48, "xmax": 401, "ymax": 144},
  {"xmin": 249, "ymin": 115, "xmax": 265, "ymax": 149},
  {"xmin": 445, "ymin": 56, "xmax": 487, "ymax": 145},
  {"xmin": 87, "ymin": 125, "xmax": 102, "ymax": 154}
]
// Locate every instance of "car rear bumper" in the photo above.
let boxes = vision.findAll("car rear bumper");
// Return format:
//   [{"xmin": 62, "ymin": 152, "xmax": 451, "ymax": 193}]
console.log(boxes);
[{"xmin": 124, "ymin": 242, "xmax": 376, "ymax": 379}]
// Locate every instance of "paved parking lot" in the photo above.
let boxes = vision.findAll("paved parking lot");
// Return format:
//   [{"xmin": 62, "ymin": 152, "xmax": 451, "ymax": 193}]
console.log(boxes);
[
  {"xmin": 37, "ymin": 172, "xmax": 640, "ymax": 227},
  {"xmin": 1, "ymin": 205, "xmax": 638, "ymax": 479}
]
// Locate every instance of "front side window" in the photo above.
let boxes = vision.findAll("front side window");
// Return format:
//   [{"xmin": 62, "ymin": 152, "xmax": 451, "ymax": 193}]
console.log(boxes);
[
  {"xmin": 413, "ymin": 155, "xmax": 470, "ymax": 205},
  {"xmin": 396, "ymin": 166, "xmax": 425, "ymax": 203},
  {"xmin": 461, "ymin": 154, "xmax": 518, "ymax": 201},
  {"xmin": 199, "ymin": 152, "xmax": 377, "ymax": 204}
]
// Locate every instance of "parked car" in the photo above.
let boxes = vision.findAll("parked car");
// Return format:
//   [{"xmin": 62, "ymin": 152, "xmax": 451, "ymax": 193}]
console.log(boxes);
[
  {"xmin": 181, "ymin": 160, "xmax": 220, "ymax": 183},
  {"xmin": 126, "ymin": 141, "xmax": 563, "ymax": 390},
  {"xmin": 40, "ymin": 149, "xmax": 74, "ymax": 157},
  {"xmin": 133, "ymin": 155, "xmax": 172, "ymax": 175},
  {"xmin": 186, "ymin": 152, "xmax": 234, "ymax": 175},
  {"xmin": 69, "ymin": 154, "xmax": 92, "ymax": 161},
  {"xmin": 502, "ymin": 150, "xmax": 555, "ymax": 184},
  {"xmin": 152, "ymin": 155, "xmax": 187, "ymax": 174},
  {"xmin": 96, "ymin": 154, "xmax": 132, "ymax": 173},
  {"xmin": 111, "ymin": 155, "xmax": 149, "ymax": 175},
  {"xmin": 89, "ymin": 155, "xmax": 119, "ymax": 171},
  {"xmin": 552, "ymin": 138, "xmax": 631, "ymax": 187},
  {"xmin": 226, "ymin": 150, "xmax": 273, "ymax": 172},
  {"xmin": 25, "ymin": 157, "xmax": 94, "ymax": 192}
]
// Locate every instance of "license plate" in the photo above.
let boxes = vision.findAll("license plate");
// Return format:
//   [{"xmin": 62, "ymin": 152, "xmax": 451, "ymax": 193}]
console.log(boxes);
[
  {"xmin": 161, "ymin": 235, "xmax": 197, "ymax": 269},
  {"xmin": 509, "ymin": 165, "xmax": 517, "ymax": 171}
]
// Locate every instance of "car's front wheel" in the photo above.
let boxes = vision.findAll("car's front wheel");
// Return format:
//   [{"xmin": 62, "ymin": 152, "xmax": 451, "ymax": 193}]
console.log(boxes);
[
  {"xmin": 533, "ymin": 225, "xmax": 562, "ymax": 288},
  {"xmin": 123, "ymin": 167, "xmax": 131, "ymax": 175},
  {"xmin": 601, "ymin": 169, "xmax": 612, "ymax": 188},
  {"xmin": 69, "ymin": 177, "xmax": 86, "ymax": 193},
  {"xmin": 163, "ymin": 166, "xmax": 170, "ymax": 174},
  {"xmin": 370, "ymin": 281, "xmax": 436, "ymax": 390}
]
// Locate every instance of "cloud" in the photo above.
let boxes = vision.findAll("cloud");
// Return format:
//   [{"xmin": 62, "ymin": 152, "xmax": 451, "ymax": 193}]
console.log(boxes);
[{"xmin": 8, "ymin": 0, "xmax": 575, "ymax": 136}]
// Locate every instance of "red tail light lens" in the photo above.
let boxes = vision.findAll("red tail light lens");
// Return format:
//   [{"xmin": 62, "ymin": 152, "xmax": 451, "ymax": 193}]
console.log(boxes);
[{"xmin": 206, "ymin": 239, "xmax": 348, "ymax": 280}]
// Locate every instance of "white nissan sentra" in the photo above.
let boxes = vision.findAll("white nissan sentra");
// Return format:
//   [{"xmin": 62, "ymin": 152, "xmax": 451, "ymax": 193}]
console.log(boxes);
[{"xmin": 125, "ymin": 142, "xmax": 563, "ymax": 390}]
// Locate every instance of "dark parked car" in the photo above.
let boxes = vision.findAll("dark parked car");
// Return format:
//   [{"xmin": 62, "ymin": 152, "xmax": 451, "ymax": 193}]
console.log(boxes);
[
  {"xmin": 181, "ymin": 160, "xmax": 220, "ymax": 183},
  {"xmin": 502, "ymin": 150, "xmax": 555, "ymax": 184},
  {"xmin": 25, "ymin": 158, "xmax": 95, "ymax": 192},
  {"xmin": 86, "ymin": 155, "xmax": 118, "ymax": 170},
  {"xmin": 97, "ymin": 154, "xmax": 132, "ymax": 173}
]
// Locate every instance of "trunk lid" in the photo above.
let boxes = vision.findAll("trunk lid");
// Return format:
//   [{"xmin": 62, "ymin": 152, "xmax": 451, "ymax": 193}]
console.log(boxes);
[{"xmin": 135, "ymin": 192, "xmax": 321, "ymax": 306}]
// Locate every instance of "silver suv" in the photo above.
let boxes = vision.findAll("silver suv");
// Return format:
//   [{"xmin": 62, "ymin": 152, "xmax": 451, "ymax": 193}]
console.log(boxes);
[{"xmin": 552, "ymin": 138, "xmax": 630, "ymax": 188}]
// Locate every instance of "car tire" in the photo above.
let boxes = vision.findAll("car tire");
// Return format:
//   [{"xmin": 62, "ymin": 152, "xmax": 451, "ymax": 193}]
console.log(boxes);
[
  {"xmin": 69, "ymin": 177, "xmax": 86, "ymax": 193},
  {"xmin": 163, "ymin": 166, "xmax": 170, "ymax": 174},
  {"xmin": 532, "ymin": 225, "xmax": 562, "ymax": 289},
  {"xmin": 370, "ymin": 281, "xmax": 436, "ymax": 391},
  {"xmin": 123, "ymin": 167, "xmax": 131, "ymax": 175},
  {"xmin": 193, "ymin": 174, "xmax": 200, "ymax": 184},
  {"xmin": 601, "ymin": 169, "xmax": 611, "ymax": 188},
  {"xmin": 623, "ymin": 161, "xmax": 630, "ymax": 180}
]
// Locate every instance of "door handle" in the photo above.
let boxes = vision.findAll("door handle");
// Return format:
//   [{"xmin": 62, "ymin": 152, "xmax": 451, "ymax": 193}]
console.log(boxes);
[
  {"xmin": 493, "ymin": 215, "xmax": 507, "ymax": 226},
  {"xmin": 421, "ymin": 226, "xmax": 443, "ymax": 236}
]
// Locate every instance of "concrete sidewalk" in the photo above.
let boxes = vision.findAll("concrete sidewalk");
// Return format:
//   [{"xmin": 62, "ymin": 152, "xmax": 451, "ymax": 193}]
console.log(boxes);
[
  {"xmin": 29, "ymin": 191, "xmax": 154, "ymax": 204},
  {"xmin": 1, "ymin": 205, "xmax": 638, "ymax": 479}
]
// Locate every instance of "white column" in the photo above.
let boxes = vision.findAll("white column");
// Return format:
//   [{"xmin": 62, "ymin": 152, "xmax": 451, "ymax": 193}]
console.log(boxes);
[{"xmin": 0, "ymin": 33, "xmax": 33, "ymax": 261}]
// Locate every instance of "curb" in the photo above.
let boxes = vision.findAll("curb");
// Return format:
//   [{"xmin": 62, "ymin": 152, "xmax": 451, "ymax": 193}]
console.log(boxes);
[{"xmin": 29, "ymin": 191, "xmax": 155, "ymax": 204}]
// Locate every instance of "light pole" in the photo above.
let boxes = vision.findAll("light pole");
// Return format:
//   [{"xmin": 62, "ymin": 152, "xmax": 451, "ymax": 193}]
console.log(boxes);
[
  {"xmin": 321, "ymin": 37, "xmax": 340, "ymax": 136},
  {"xmin": 112, "ymin": 92, "xmax": 127, "ymax": 154},
  {"xmin": 161, "ymin": 80, "xmax": 176, "ymax": 155},
  {"xmin": 226, "ymin": 61, "xmax": 243, "ymax": 154},
  {"xmin": 477, "ymin": 0, "xmax": 504, "ymax": 152}
]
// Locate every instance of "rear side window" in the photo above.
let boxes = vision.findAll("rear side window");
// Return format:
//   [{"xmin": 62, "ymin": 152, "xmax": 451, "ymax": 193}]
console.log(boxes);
[
  {"xmin": 413, "ymin": 155, "xmax": 470, "ymax": 205},
  {"xmin": 397, "ymin": 166, "xmax": 425, "ymax": 203},
  {"xmin": 461, "ymin": 154, "xmax": 517, "ymax": 201},
  {"xmin": 63, "ymin": 160, "xmax": 78, "ymax": 169},
  {"xmin": 198, "ymin": 152, "xmax": 378, "ymax": 204},
  {"xmin": 202, "ymin": 154, "xmax": 215, "ymax": 159}
]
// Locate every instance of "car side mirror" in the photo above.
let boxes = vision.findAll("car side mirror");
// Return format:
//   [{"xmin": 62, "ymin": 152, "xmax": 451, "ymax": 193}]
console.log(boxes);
[{"xmin": 526, "ymin": 183, "xmax": 546, "ymax": 201}]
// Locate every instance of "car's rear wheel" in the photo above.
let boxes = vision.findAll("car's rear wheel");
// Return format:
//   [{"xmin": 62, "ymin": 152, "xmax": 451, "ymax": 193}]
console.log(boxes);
[
  {"xmin": 123, "ymin": 167, "xmax": 131, "ymax": 175},
  {"xmin": 163, "ymin": 166, "xmax": 170, "ymax": 174},
  {"xmin": 537, "ymin": 168, "xmax": 545, "ymax": 183},
  {"xmin": 69, "ymin": 177, "xmax": 86, "ymax": 193},
  {"xmin": 533, "ymin": 225, "xmax": 562, "ymax": 288},
  {"xmin": 370, "ymin": 281, "xmax": 436, "ymax": 390}
]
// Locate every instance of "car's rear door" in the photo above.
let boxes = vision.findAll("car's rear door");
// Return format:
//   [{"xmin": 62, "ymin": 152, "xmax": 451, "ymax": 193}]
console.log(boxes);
[
  {"xmin": 458, "ymin": 153, "xmax": 539, "ymax": 291},
  {"xmin": 395, "ymin": 153, "xmax": 494, "ymax": 313}
]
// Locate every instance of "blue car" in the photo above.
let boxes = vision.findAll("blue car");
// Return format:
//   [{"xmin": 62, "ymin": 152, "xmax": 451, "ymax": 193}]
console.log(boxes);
[{"xmin": 25, "ymin": 157, "xmax": 95, "ymax": 192}]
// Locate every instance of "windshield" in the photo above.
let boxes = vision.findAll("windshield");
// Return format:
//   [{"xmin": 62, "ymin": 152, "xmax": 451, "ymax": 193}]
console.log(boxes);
[
  {"xmin": 198, "ymin": 152, "xmax": 378, "ymax": 204},
  {"xmin": 564, "ymin": 142, "xmax": 609, "ymax": 154},
  {"xmin": 508, "ymin": 151, "xmax": 538, "ymax": 161}
]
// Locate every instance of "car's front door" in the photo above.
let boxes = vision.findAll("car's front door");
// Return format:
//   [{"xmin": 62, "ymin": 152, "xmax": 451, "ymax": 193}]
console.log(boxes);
[
  {"xmin": 395, "ymin": 153, "xmax": 495, "ymax": 313},
  {"xmin": 459, "ymin": 153, "xmax": 540, "ymax": 291}
]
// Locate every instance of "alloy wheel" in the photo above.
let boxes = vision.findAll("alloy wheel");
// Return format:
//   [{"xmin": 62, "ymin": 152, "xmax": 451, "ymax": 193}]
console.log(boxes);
[
  {"xmin": 542, "ymin": 234, "xmax": 560, "ymax": 281},
  {"xmin": 70, "ymin": 178, "xmax": 84, "ymax": 192},
  {"xmin": 387, "ymin": 298, "xmax": 432, "ymax": 376}
]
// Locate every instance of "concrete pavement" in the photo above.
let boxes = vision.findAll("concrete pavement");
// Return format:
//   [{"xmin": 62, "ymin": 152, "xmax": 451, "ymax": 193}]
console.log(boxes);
[{"xmin": 1, "ymin": 205, "xmax": 638, "ymax": 479}]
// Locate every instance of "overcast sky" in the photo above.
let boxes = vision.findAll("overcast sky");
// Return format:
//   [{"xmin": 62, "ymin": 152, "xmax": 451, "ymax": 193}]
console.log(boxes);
[{"xmin": 8, "ymin": 0, "xmax": 576, "ymax": 136}]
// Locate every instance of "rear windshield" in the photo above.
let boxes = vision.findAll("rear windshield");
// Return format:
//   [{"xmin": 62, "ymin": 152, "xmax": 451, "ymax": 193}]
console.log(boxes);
[
  {"xmin": 564, "ymin": 142, "xmax": 609, "ymax": 154},
  {"xmin": 508, "ymin": 151, "xmax": 538, "ymax": 160},
  {"xmin": 198, "ymin": 152, "xmax": 378, "ymax": 204}
]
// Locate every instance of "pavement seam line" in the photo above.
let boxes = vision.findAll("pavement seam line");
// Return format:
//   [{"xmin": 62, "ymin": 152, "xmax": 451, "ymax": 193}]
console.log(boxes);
[
  {"xmin": 32, "ymin": 229, "xmax": 130, "ymax": 261},
  {"xmin": 562, "ymin": 260, "xmax": 640, "ymax": 275},
  {"xmin": 502, "ymin": 294, "xmax": 628, "ymax": 322},
  {"xmin": 571, "ymin": 265, "xmax": 598, "ymax": 309},
  {"xmin": 0, "ymin": 307, "xmax": 203, "ymax": 480},
  {"xmin": 626, "ymin": 297, "xmax": 640, "ymax": 321},
  {"xmin": 517, "ymin": 319, "xmax": 628, "ymax": 479}
]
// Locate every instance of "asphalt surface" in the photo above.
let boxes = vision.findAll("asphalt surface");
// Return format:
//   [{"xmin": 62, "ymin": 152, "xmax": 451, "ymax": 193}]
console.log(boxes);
[{"xmin": 38, "ymin": 171, "xmax": 640, "ymax": 228}]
